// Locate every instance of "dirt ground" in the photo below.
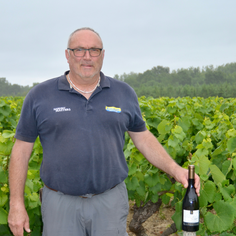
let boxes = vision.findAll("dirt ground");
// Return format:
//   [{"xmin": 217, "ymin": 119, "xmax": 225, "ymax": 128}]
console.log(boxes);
[{"xmin": 126, "ymin": 202, "xmax": 178, "ymax": 236}]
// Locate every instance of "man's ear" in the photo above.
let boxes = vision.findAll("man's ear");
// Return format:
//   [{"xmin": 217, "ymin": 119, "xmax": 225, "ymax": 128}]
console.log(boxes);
[{"xmin": 65, "ymin": 49, "xmax": 70, "ymax": 63}]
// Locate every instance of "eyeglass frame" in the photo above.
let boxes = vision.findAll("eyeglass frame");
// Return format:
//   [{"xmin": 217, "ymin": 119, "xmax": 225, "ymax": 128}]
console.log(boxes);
[{"xmin": 67, "ymin": 47, "xmax": 103, "ymax": 57}]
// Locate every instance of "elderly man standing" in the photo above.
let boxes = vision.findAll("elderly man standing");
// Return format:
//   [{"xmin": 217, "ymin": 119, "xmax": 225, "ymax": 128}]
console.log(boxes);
[{"xmin": 8, "ymin": 27, "xmax": 200, "ymax": 236}]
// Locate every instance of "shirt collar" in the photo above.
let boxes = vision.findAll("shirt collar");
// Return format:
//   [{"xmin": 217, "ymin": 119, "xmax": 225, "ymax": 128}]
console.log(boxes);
[{"xmin": 58, "ymin": 71, "xmax": 110, "ymax": 91}]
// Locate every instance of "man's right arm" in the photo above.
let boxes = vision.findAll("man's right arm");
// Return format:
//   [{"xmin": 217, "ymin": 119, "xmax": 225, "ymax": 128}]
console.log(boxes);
[{"xmin": 8, "ymin": 139, "xmax": 34, "ymax": 236}]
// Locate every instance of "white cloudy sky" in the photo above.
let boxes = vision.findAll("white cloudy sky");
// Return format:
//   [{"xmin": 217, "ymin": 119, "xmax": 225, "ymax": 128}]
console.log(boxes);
[{"xmin": 0, "ymin": 0, "xmax": 235, "ymax": 86}]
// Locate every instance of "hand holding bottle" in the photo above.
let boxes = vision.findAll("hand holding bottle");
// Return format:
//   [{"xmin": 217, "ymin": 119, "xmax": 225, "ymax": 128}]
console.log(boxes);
[
  {"xmin": 172, "ymin": 165, "xmax": 200, "ymax": 197},
  {"xmin": 182, "ymin": 165, "xmax": 199, "ymax": 232}
]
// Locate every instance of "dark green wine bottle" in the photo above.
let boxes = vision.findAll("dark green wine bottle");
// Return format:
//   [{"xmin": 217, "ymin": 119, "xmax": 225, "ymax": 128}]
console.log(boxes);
[{"xmin": 182, "ymin": 165, "xmax": 199, "ymax": 232}]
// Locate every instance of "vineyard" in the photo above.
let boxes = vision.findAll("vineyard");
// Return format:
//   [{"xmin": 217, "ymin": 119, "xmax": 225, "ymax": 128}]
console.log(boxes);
[{"xmin": 1, "ymin": 96, "xmax": 236, "ymax": 235}]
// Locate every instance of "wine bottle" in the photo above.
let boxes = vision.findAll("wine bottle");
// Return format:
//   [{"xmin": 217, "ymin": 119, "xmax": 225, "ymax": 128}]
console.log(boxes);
[{"xmin": 182, "ymin": 165, "xmax": 199, "ymax": 232}]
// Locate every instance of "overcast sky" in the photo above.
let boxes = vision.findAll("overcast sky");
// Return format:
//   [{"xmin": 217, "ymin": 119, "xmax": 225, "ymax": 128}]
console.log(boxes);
[{"xmin": 1, "ymin": 0, "xmax": 236, "ymax": 86}]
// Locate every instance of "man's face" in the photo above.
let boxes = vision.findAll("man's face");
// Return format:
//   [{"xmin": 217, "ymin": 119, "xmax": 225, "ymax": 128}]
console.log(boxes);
[{"xmin": 66, "ymin": 30, "xmax": 105, "ymax": 80}]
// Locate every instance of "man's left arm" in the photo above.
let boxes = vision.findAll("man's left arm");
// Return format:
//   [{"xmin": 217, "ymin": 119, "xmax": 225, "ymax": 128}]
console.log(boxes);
[{"xmin": 128, "ymin": 130, "xmax": 200, "ymax": 196}]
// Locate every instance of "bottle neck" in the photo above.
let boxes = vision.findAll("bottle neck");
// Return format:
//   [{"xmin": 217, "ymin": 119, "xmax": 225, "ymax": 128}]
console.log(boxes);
[{"xmin": 188, "ymin": 165, "xmax": 195, "ymax": 188}]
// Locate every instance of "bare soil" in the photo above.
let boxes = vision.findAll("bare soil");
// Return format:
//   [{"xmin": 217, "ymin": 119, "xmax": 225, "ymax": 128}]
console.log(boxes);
[{"xmin": 126, "ymin": 201, "xmax": 178, "ymax": 236}]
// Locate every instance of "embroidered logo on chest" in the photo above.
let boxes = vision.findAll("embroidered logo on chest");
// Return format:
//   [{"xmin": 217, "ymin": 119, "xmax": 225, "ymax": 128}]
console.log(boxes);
[
  {"xmin": 53, "ymin": 107, "xmax": 71, "ymax": 112},
  {"xmin": 105, "ymin": 106, "xmax": 121, "ymax": 113}
]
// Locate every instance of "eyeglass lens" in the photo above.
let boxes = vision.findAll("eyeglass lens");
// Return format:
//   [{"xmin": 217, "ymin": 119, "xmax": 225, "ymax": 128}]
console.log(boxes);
[{"xmin": 73, "ymin": 48, "xmax": 101, "ymax": 57}]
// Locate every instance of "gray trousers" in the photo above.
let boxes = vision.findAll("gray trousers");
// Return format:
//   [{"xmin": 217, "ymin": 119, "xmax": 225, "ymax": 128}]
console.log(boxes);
[{"xmin": 41, "ymin": 182, "xmax": 129, "ymax": 236}]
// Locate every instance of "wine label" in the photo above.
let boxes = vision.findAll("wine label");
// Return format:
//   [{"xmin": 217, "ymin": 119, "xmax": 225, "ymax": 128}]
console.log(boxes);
[{"xmin": 183, "ymin": 210, "xmax": 199, "ymax": 223}]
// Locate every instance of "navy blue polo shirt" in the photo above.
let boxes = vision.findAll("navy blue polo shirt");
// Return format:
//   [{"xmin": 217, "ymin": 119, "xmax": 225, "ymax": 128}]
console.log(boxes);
[{"xmin": 15, "ymin": 71, "xmax": 147, "ymax": 196}]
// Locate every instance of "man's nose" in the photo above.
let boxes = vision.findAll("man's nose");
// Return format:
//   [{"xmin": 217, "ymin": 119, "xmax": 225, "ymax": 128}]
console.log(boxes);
[{"xmin": 83, "ymin": 50, "xmax": 91, "ymax": 59}]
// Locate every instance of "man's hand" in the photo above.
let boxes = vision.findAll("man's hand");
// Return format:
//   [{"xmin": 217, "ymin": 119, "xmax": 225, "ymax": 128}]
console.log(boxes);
[
  {"xmin": 174, "ymin": 166, "xmax": 201, "ymax": 196},
  {"xmin": 8, "ymin": 205, "xmax": 31, "ymax": 236}
]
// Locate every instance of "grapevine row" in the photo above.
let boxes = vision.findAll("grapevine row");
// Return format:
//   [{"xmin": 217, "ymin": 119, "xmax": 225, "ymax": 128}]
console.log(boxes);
[{"xmin": 1, "ymin": 96, "xmax": 236, "ymax": 235}]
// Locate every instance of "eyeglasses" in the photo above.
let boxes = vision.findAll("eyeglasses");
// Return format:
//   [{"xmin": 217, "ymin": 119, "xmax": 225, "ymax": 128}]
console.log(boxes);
[{"xmin": 67, "ymin": 47, "xmax": 103, "ymax": 57}]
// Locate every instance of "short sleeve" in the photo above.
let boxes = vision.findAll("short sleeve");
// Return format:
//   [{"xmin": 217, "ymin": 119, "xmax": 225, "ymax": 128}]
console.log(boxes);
[
  {"xmin": 127, "ymin": 89, "xmax": 147, "ymax": 132},
  {"xmin": 15, "ymin": 91, "xmax": 38, "ymax": 142}
]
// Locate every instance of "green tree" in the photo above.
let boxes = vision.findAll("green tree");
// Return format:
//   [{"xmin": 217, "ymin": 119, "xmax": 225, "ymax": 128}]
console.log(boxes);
[{"xmin": 205, "ymin": 70, "xmax": 226, "ymax": 84}]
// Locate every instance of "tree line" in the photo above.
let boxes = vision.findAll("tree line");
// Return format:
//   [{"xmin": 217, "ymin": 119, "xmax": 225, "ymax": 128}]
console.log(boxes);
[
  {"xmin": 114, "ymin": 62, "xmax": 236, "ymax": 98},
  {"xmin": 1, "ymin": 62, "xmax": 236, "ymax": 97},
  {"xmin": 0, "ymin": 78, "xmax": 36, "ymax": 97}
]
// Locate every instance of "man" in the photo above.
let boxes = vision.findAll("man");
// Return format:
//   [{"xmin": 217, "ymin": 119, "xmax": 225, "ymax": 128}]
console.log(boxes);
[{"xmin": 8, "ymin": 27, "xmax": 200, "ymax": 236}]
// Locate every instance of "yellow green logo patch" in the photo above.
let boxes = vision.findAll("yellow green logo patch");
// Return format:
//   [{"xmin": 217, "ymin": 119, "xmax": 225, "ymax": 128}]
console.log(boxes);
[{"xmin": 105, "ymin": 106, "xmax": 121, "ymax": 113}]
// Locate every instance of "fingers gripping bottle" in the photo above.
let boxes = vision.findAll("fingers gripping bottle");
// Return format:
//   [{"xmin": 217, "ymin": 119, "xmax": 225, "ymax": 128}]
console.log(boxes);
[{"xmin": 182, "ymin": 165, "xmax": 199, "ymax": 232}]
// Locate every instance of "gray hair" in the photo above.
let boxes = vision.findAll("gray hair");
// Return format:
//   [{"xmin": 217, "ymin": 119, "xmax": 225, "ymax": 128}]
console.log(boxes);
[{"xmin": 67, "ymin": 27, "xmax": 103, "ymax": 48}]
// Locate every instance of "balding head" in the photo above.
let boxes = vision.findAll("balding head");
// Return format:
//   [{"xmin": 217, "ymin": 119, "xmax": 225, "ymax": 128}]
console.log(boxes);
[{"xmin": 67, "ymin": 27, "xmax": 103, "ymax": 48}]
